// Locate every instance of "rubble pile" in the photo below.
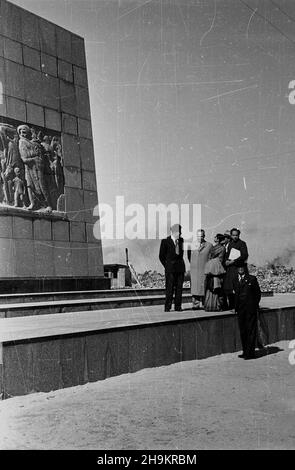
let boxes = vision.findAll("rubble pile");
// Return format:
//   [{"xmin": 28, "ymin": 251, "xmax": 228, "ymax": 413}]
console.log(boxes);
[
  {"xmin": 135, "ymin": 265, "xmax": 295, "ymax": 292},
  {"xmin": 248, "ymin": 264, "xmax": 295, "ymax": 293},
  {"xmin": 136, "ymin": 270, "xmax": 190, "ymax": 289}
]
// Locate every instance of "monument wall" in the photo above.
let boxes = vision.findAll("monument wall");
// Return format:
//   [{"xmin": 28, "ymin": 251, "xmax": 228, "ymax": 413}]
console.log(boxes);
[{"xmin": 0, "ymin": 0, "xmax": 106, "ymax": 285}]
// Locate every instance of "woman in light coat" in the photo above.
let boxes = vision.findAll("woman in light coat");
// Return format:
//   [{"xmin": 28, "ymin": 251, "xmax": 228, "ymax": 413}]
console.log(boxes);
[{"xmin": 188, "ymin": 229, "xmax": 212, "ymax": 309}]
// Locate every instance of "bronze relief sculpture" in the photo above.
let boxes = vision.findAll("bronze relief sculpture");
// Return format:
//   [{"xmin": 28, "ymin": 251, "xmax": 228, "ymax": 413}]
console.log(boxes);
[{"xmin": 0, "ymin": 122, "xmax": 65, "ymax": 213}]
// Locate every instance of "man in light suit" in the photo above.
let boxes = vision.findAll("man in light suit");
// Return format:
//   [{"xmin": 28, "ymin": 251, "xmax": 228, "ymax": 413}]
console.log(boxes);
[{"xmin": 159, "ymin": 224, "xmax": 185, "ymax": 312}]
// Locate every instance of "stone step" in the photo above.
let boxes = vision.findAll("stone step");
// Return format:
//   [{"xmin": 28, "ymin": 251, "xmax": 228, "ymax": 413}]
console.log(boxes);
[
  {"xmin": 0, "ymin": 294, "xmax": 292, "ymax": 398},
  {"xmin": 0, "ymin": 287, "xmax": 273, "ymax": 304},
  {"xmin": 0, "ymin": 287, "xmax": 191, "ymax": 304},
  {"xmin": 0, "ymin": 293, "xmax": 193, "ymax": 318},
  {"xmin": 0, "ymin": 289, "xmax": 274, "ymax": 318}
]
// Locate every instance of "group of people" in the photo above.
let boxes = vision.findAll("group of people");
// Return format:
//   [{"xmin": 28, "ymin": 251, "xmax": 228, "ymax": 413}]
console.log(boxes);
[
  {"xmin": 188, "ymin": 227, "xmax": 249, "ymax": 312},
  {"xmin": 0, "ymin": 122, "xmax": 65, "ymax": 212},
  {"xmin": 159, "ymin": 224, "xmax": 263, "ymax": 359}
]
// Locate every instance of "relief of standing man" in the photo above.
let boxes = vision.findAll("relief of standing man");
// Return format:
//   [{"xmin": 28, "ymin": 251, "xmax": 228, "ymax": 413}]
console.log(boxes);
[{"xmin": 17, "ymin": 124, "xmax": 53, "ymax": 212}]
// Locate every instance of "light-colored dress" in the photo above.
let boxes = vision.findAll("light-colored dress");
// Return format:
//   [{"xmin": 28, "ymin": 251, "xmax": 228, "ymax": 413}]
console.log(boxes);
[
  {"xmin": 189, "ymin": 241, "xmax": 213, "ymax": 296},
  {"xmin": 204, "ymin": 244, "xmax": 226, "ymax": 312}
]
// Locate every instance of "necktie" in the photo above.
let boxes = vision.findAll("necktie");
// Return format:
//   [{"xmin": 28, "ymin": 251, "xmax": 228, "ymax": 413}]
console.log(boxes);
[{"xmin": 175, "ymin": 239, "xmax": 179, "ymax": 255}]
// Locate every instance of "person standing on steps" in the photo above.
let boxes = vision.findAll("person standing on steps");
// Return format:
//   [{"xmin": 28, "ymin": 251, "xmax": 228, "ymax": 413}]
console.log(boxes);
[
  {"xmin": 188, "ymin": 229, "xmax": 213, "ymax": 310},
  {"xmin": 223, "ymin": 228, "xmax": 248, "ymax": 311},
  {"xmin": 233, "ymin": 264, "xmax": 261, "ymax": 360},
  {"xmin": 159, "ymin": 224, "xmax": 185, "ymax": 312}
]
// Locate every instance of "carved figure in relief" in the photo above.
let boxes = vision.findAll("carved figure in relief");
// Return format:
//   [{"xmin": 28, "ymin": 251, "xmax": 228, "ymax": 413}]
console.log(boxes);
[
  {"xmin": 17, "ymin": 125, "xmax": 52, "ymax": 212},
  {"xmin": 12, "ymin": 167, "xmax": 25, "ymax": 207},
  {"xmin": 51, "ymin": 136, "xmax": 64, "ymax": 199},
  {"xmin": 0, "ymin": 123, "xmax": 24, "ymax": 205},
  {"xmin": 0, "ymin": 122, "xmax": 65, "ymax": 213}
]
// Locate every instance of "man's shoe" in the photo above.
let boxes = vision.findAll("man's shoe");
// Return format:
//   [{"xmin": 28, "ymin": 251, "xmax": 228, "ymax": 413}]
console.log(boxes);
[
  {"xmin": 238, "ymin": 354, "xmax": 245, "ymax": 358},
  {"xmin": 164, "ymin": 308, "xmax": 171, "ymax": 312},
  {"xmin": 175, "ymin": 308, "xmax": 183, "ymax": 312},
  {"xmin": 244, "ymin": 354, "xmax": 256, "ymax": 360}
]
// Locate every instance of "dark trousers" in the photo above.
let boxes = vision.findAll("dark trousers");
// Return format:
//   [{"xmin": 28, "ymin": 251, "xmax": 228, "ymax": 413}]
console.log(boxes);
[
  {"xmin": 165, "ymin": 271, "xmax": 184, "ymax": 310},
  {"xmin": 227, "ymin": 293, "xmax": 235, "ymax": 309},
  {"xmin": 237, "ymin": 309, "xmax": 257, "ymax": 357}
]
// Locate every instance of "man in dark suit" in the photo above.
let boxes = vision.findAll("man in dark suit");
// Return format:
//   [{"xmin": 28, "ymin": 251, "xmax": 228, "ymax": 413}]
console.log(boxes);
[
  {"xmin": 220, "ymin": 230, "xmax": 231, "ymax": 310},
  {"xmin": 223, "ymin": 230, "xmax": 231, "ymax": 256},
  {"xmin": 233, "ymin": 264, "xmax": 261, "ymax": 359},
  {"xmin": 159, "ymin": 224, "xmax": 185, "ymax": 312},
  {"xmin": 223, "ymin": 228, "xmax": 248, "ymax": 310}
]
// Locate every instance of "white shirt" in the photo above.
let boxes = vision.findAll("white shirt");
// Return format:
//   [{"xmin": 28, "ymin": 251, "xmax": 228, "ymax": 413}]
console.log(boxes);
[{"xmin": 171, "ymin": 235, "xmax": 178, "ymax": 245}]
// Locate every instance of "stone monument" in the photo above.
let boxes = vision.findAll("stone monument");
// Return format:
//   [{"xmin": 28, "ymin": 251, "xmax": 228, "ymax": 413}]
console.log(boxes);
[{"xmin": 0, "ymin": 0, "xmax": 109, "ymax": 292}]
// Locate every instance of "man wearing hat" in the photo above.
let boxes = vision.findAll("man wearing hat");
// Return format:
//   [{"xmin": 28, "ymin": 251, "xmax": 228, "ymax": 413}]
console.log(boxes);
[
  {"xmin": 233, "ymin": 264, "xmax": 261, "ymax": 359},
  {"xmin": 159, "ymin": 224, "xmax": 185, "ymax": 312}
]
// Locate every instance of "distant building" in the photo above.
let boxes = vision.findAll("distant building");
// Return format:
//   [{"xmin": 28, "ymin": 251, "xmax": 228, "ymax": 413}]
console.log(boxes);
[{"xmin": 104, "ymin": 264, "xmax": 132, "ymax": 288}]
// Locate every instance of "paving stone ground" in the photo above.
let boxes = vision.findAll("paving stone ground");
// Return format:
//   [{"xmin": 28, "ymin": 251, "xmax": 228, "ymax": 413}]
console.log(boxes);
[{"xmin": 0, "ymin": 340, "xmax": 294, "ymax": 450}]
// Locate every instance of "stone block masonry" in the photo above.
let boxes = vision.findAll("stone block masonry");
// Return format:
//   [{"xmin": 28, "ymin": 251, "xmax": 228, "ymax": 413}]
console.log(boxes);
[{"xmin": 0, "ymin": 0, "xmax": 106, "ymax": 285}]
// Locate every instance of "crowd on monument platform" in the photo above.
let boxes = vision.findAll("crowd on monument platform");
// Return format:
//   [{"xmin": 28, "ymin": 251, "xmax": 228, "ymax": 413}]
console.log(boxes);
[{"xmin": 158, "ymin": 225, "xmax": 266, "ymax": 359}]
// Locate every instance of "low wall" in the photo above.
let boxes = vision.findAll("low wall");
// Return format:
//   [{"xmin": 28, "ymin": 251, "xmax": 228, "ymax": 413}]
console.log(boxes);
[
  {"xmin": 0, "ymin": 276, "xmax": 111, "ymax": 293},
  {"xmin": 0, "ymin": 306, "xmax": 294, "ymax": 398}
]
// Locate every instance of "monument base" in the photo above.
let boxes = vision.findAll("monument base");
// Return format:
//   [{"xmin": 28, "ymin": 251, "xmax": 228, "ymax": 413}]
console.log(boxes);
[
  {"xmin": 0, "ymin": 209, "xmax": 105, "ymax": 282},
  {"xmin": 0, "ymin": 276, "xmax": 110, "ymax": 294}
]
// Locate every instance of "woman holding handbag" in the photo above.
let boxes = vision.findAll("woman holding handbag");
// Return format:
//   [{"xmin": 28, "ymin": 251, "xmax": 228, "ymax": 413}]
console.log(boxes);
[{"xmin": 203, "ymin": 234, "xmax": 226, "ymax": 312}]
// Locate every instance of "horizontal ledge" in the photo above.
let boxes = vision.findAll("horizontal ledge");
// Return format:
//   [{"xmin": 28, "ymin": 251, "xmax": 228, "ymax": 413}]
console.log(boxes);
[
  {"xmin": 0, "ymin": 205, "xmax": 68, "ymax": 221},
  {"xmin": 0, "ymin": 287, "xmax": 191, "ymax": 298},
  {"xmin": 0, "ymin": 299, "xmax": 292, "ymax": 343},
  {"xmin": 0, "ymin": 287, "xmax": 273, "ymax": 299},
  {"xmin": 0, "ymin": 306, "xmax": 235, "ymax": 343},
  {"xmin": 0, "ymin": 293, "xmax": 192, "ymax": 310},
  {"xmin": 0, "ymin": 276, "xmax": 107, "ymax": 281}
]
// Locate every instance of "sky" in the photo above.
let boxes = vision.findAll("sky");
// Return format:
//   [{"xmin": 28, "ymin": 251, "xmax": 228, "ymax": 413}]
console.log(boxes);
[{"xmin": 10, "ymin": 0, "xmax": 295, "ymax": 272}]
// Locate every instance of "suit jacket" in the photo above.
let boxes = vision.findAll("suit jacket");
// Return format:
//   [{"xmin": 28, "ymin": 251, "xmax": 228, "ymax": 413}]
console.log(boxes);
[
  {"xmin": 225, "ymin": 238, "xmax": 248, "ymax": 267},
  {"xmin": 224, "ymin": 241, "xmax": 230, "ymax": 255},
  {"xmin": 233, "ymin": 274, "xmax": 261, "ymax": 313},
  {"xmin": 159, "ymin": 236, "xmax": 185, "ymax": 273}
]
